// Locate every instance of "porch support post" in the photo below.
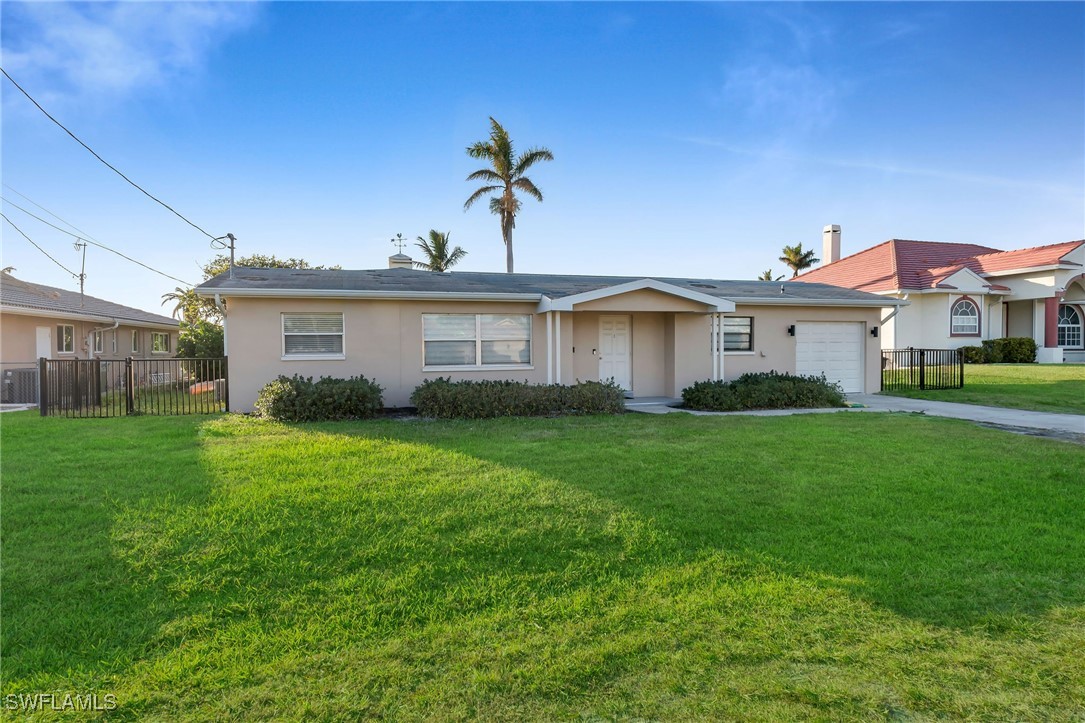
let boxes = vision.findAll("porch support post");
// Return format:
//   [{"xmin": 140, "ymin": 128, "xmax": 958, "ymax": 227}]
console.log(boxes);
[
  {"xmin": 718, "ymin": 314, "xmax": 725, "ymax": 382},
  {"xmin": 710, "ymin": 313, "xmax": 719, "ymax": 381},
  {"xmin": 1044, "ymin": 296, "xmax": 1059, "ymax": 348},
  {"xmin": 554, "ymin": 311, "xmax": 562, "ymax": 385},
  {"xmin": 546, "ymin": 312, "xmax": 553, "ymax": 384}
]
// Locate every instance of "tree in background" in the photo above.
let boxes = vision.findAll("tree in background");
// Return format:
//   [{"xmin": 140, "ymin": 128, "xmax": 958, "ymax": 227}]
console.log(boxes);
[
  {"xmin": 757, "ymin": 269, "xmax": 784, "ymax": 281},
  {"xmin": 201, "ymin": 253, "xmax": 340, "ymax": 280},
  {"xmin": 464, "ymin": 117, "xmax": 553, "ymax": 273},
  {"xmin": 161, "ymin": 286, "xmax": 206, "ymax": 325},
  {"xmin": 778, "ymin": 244, "xmax": 820, "ymax": 277},
  {"xmin": 176, "ymin": 319, "xmax": 225, "ymax": 359},
  {"xmin": 414, "ymin": 230, "xmax": 467, "ymax": 272}
]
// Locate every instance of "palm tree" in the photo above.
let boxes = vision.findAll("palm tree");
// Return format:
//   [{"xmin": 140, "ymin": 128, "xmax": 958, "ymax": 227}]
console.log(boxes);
[
  {"xmin": 779, "ymin": 244, "xmax": 820, "ymax": 277},
  {"xmin": 161, "ymin": 286, "xmax": 206, "ymax": 325},
  {"xmin": 464, "ymin": 117, "xmax": 554, "ymax": 273},
  {"xmin": 414, "ymin": 230, "xmax": 467, "ymax": 272},
  {"xmin": 757, "ymin": 269, "xmax": 783, "ymax": 281}
]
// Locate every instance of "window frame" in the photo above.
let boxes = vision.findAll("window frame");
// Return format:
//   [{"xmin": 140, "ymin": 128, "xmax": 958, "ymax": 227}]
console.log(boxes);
[
  {"xmin": 721, "ymin": 316, "xmax": 755, "ymax": 354},
  {"xmin": 56, "ymin": 324, "xmax": 75, "ymax": 354},
  {"xmin": 131, "ymin": 330, "xmax": 140, "ymax": 354},
  {"xmin": 93, "ymin": 330, "xmax": 104, "ymax": 354},
  {"xmin": 422, "ymin": 313, "xmax": 534, "ymax": 371},
  {"xmin": 151, "ymin": 332, "xmax": 171, "ymax": 355},
  {"xmin": 1057, "ymin": 304, "xmax": 1083, "ymax": 349},
  {"xmin": 950, "ymin": 297, "xmax": 980, "ymax": 337},
  {"xmin": 280, "ymin": 312, "xmax": 345, "ymax": 360}
]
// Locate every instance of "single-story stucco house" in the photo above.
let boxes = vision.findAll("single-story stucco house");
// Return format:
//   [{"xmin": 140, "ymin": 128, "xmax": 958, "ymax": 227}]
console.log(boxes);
[
  {"xmin": 797, "ymin": 226, "xmax": 1085, "ymax": 363},
  {"xmin": 196, "ymin": 258, "xmax": 903, "ymax": 411}
]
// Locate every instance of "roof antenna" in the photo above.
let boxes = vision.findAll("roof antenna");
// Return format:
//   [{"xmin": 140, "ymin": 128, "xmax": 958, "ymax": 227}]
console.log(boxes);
[
  {"xmin": 73, "ymin": 240, "xmax": 87, "ymax": 306},
  {"xmin": 211, "ymin": 233, "xmax": 237, "ymax": 279}
]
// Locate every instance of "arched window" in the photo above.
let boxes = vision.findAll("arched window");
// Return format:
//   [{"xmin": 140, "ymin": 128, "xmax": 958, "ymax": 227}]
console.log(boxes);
[
  {"xmin": 950, "ymin": 298, "xmax": 980, "ymax": 336},
  {"xmin": 1058, "ymin": 305, "xmax": 1082, "ymax": 348}
]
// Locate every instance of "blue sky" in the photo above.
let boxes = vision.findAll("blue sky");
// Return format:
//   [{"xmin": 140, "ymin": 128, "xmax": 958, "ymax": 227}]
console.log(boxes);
[{"xmin": 2, "ymin": 1, "xmax": 1082, "ymax": 314}]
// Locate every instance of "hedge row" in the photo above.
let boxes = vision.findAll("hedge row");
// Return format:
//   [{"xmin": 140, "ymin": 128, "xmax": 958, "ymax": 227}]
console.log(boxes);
[
  {"xmin": 681, "ymin": 371, "xmax": 846, "ymax": 412},
  {"xmin": 958, "ymin": 337, "xmax": 1037, "ymax": 364},
  {"xmin": 254, "ymin": 374, "xmax": 384, "ymax": 422},
  {"xmin": 410, "ymin": 378, "xmax": 626, "ymax": 419}
]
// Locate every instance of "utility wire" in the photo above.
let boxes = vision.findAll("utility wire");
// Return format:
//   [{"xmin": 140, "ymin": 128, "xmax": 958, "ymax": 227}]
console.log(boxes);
[
  {"xmin": 1, "ymin": 67, "xmax": 218, "ymax": 240},
  {"xmin": 1, "ymin": 196, "xmax": 194, "ymax": 286},
  {"xmin": 1, "ymin": 212, "xmax": 80, "ymax": 278},
  {"xmin": 3, "ymin": 183, "xmax": 95, "ymax": 240}
]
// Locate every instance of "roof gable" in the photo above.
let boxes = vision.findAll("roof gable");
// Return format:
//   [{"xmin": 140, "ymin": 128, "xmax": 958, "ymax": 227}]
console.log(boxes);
[{"xmin": 544, "ymin": 279, "xmax": 734, "ymax": 312}]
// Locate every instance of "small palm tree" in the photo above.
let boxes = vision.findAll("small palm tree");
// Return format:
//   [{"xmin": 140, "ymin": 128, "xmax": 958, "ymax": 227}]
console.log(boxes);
[
  {"xmin": 161, "ymin": 286, "xmax": 205, "ymax": 325},
  {"xmin": 757, "ymin": 269, "xmax": 783, "ymax": 281},
  {"xmin": 464, "ymin": 117, "xmax": 554, "ymax": 273},
  {"xmin": 779, "ymin": 244, "xmax": 820, "ymax": 277},
  {"xmin": 414, "ymin": 230, "xmax": 467, "ymax": 272}
]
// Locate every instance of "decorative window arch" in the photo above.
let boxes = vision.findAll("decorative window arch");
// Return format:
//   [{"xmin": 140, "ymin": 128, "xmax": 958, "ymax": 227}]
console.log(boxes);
[
  {"xmin": 950, "ymin": 297, "xmax": 980, "ymax": 336},
  {"xmin": 1058, "ymin": 304, "xmax": 1082, "ymax": 348}
]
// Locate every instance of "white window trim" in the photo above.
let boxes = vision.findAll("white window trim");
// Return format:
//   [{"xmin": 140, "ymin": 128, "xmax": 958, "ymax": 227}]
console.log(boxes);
[
  {"xmin": 281, "ymin": 312, "xmax": 345, "ymax": 359},
  {"xmin": 723, "ymin": 351, "xmax": 757, "ymax": 356},
  {"xmin": 92, "ymin": 330, "xmax": 104, "ymax": 354},
  {"xmin": 1057, "ymin": 304, "xmax": 1083, "ymax": 349},
  {"xmin": 131, "ymin": 330, "xmax": 140, "ymax": 354},
  {"xmin": 720, "ymin": 316, "xmax": 754, "ymax": 353},
  {"xmin": 950, "ymin": 298, "xmax": 980, "ymax": 336},
  {"xmin": 151, "ymin": 331, "xmax": 171, "ymax": 354},
  {"xmin": 421, "ymin": 313, "xmax": 533, "ymax": 371},
  {"xmin": 57, "ymin": 324, "xmax": 75, "ymax": 355}
]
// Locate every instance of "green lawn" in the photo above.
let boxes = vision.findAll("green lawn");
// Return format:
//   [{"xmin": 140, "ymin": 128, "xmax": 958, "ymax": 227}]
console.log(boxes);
[
  {"xmin": 883, "ymin": 363, "xmax": 1085, "ymax": 414},
  {"xmin": 2, "ymin": 411, "xmax": 1083, "ymax": 719}
]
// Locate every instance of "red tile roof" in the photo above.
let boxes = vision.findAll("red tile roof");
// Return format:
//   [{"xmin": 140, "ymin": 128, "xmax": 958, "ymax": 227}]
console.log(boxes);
[{"xmin": 795, "ymin": 239, "xmax": 1083, "ymax": 292}]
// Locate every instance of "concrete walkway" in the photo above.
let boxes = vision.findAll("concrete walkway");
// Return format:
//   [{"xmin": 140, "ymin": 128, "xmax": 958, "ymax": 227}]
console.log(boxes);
[{"xmin": 624, "ymin": 394, "xmax": 1085, "ymax": 438}]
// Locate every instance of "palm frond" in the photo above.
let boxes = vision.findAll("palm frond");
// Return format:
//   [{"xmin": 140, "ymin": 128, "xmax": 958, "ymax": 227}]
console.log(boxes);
[
  {"xmin": 466, "ymin": 168, "xmax": 505, "ymax": 183},
  {"xmin": 464, "ymin": 185, "xmax": 501, "ymax": 210},
  {"xmin": 465, "ymin": 141, "xmax": 495, "ymax": 160},
  {"xmin": 512, "ymin": 177, "xmax": 543, "ymax": 202},
  {"xmin": 514, "ymin": 147, "xmax": 554, "ymax": 176}
]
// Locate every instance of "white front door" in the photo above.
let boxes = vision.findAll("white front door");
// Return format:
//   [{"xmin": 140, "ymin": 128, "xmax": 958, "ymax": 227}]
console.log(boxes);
[
  {"xmin": 599, "ymin": 315, "xmax": 632, "ymax": 392},
  {"xmin": 795, "ymin": 322, "xmax": 864, "ymax": 393},
  {"xmin": 35, "ymin": 326, "xmax": 51, "ymax": 360}
]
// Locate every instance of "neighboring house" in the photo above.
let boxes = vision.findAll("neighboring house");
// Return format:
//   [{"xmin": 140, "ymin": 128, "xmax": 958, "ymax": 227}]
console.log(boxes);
[
  {"xmin": 196, "ymin": 258, "xmax": 903, "ymax": 411},
  {"xmin": 796, "ymin": 226, "xmax": 1085, "ymax": 363},
  {"xmin": 1, "ymin": 272, "xmax": 180, "ymax": 401}
]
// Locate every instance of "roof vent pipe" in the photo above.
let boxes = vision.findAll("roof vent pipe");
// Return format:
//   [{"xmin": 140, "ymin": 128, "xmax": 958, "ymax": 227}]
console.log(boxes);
[{"xmin": 822, "ymin": 225, "xmax": 841, "ymax": 266}]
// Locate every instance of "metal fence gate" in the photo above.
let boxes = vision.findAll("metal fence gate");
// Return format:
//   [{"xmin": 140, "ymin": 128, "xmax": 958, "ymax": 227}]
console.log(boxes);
[
  {"xmin": 881, "ymin": 348, "xmax": 964, "ymax": 391},
  {"xmin": 38, "ymin": 357, "xmax": 228, "ymax": 417}
]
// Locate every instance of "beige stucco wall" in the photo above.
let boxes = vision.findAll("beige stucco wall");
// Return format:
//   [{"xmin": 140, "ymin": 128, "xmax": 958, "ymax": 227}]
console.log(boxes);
[
  {"xmin": 224, "ymin": 297, "xmax": 887, "ymax": 411},
  {"xmin": 0, "ymin": 310, "xmax": 177, "ymax": 364},
  {"xmin": 721, "ymin": 305, "xmax": 882, "ymax": 393}
]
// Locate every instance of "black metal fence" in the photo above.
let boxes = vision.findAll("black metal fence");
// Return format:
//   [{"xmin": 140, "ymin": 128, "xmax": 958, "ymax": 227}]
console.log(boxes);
[
  {"xmin": 881, "ymin": 348, "xmax": 964, "ymax": 391},
  {"xmin": 38, "ymin": 357, "xmax": 228, "ymax": 418}
]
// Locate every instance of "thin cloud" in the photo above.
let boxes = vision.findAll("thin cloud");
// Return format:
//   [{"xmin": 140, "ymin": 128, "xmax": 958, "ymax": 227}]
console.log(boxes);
[
  {"xmin": 719, "ymin": 62, "xmax": 843, "ymax": 133},
  {"xmin": 680, "ymin": 136, "xmax": 1080, "ymax": 196},
  {"xmin": 2, "ymin": 2, "xmax": 260, "ymax": 108}
]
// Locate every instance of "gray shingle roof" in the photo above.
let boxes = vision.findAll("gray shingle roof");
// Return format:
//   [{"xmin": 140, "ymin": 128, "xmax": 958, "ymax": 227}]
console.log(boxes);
[
  {"xmin": 197, "ymin": 267, "xmax": 894, "ymax": 305},
  {"xmin": 1, "ymin": 273, "xmax": 179, "ymax": 327}
]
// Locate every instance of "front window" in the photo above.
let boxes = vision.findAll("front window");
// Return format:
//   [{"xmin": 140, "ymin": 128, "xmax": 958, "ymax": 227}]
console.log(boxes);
[
  {"xmin": 151, "ymin": 332, "xmax": 171, "ymax": 354},
  {"xmin": 56, "ymin": 325, "xmax": 74, "ymax": 353},
  {"xmin": 132, "ymin": 330, "xmax": 140, "ymax": 354},
  {"xmin": 1058, "ymin": 305, "xmax": 1082, "ymax": 348},
  {"xmin": 950, "ymin": 298, "xmax": 980, "ymax": 336},
  {"xmin": 423, "ymin": 314, "xmax": 531, "ymax": 367},
  {"xmin": 93, "ymin": 331, "xmax": 104, "ymax": 354},
  {"xmin": 282, "ymin": 313, "xmax": 344, "ymax": 357},
  {"xmin": 722, "ymin": 317, "xmax": 753, "ymax": 351}
]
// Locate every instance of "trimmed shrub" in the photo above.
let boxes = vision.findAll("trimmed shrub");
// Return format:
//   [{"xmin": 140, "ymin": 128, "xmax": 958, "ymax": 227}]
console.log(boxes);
[
  {"xmin": 981, "ymin": 337, "xmax": 1037, "ymax": 364},
  {"xmin": 681, "ymin": 371, "xmax": 846, "ymax": 412},
  {"xmin": 958, "ymin": 345, "xmax": 989, "ymax": 364},
  {"xmin": 410, "ymin": 378, "xmax": 625, "ymax": 419},
  {"xmin": 254, "ymin": 374, "xmax": 383, "ymax": 422}
]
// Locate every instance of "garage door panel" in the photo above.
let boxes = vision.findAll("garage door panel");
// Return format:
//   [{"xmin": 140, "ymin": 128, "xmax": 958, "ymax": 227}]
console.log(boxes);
[{"xmin": 795, "ymin": 322, "xmax": 864, "ymax": 393}]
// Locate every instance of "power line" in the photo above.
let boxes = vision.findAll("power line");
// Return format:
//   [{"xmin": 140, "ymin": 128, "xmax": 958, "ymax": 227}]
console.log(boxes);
[
  {"xmin": 1, "ymin": 195, "xmax": 195, "ymax": 286},
  {"xmin": 1, "ymin": 212, "xmax": 80, "ymax": 278},
  {"xmin": 0, "ymin": 66, "xmax": 218, "ymax": 240},
  {"xmin": 3, "ymin": 183, "xmax": 95, "ymax": 239}
]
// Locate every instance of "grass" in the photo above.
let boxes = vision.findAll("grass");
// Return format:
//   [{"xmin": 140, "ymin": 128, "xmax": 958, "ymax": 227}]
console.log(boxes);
[
  {"xmin": 2, "ymin": 411, "xmax": 1083, "ymax": 720},
  {"xmin": 882, "ymin": 363, "xmax": 1085, "ymax": 414}
]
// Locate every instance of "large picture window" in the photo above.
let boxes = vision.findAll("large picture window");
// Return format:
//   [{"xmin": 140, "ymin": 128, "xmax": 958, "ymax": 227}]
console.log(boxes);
[
  {"xmin": 282, "ymin": 313, "xmax": 344, "ymax": 357},
  {"xmin": 151, "ymin": 332, "xmax": 172, "ymax": 354},
  {"xmin": 722, "ymin": 317, "xmax": 753, "ymax": 351},
  {"xmin": 423, "ymin": 314, "xmax": 531, "ymax": 368},
  {"xmin": 950, "ymin": 298, "xmax": 980, "ymax": 336}
]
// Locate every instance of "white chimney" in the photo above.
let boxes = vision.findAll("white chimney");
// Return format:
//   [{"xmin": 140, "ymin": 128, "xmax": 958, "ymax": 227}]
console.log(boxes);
[
  {"xmin": 822, "ymin": 225, "xmax": 841, "ymax": 266},
  {"xmin": 388, "ymin": 253, "xmax": 413, "ymax": 269}
]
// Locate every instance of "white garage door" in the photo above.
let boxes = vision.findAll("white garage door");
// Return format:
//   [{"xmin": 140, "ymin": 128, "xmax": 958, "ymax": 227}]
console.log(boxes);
[{"xmin": 795, "ymin": 322, "xmax": 864, "ymax": 394}]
